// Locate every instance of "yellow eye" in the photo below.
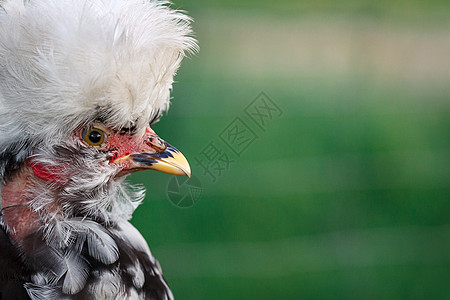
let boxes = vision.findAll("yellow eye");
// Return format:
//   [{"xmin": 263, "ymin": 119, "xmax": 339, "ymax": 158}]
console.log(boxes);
[{"xmin": 83, "ymin": 127, "xmax": 106, "ymax": 146}]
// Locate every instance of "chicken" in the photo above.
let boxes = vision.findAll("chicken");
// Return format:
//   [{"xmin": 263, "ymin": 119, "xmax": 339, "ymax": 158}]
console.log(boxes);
[{"xmin": 0, "ymin": 0, "xmax": 197, "ymax": 299}]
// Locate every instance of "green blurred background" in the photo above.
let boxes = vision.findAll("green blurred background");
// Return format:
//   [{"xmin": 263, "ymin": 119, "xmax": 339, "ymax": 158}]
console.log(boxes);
[{"xmin": 130, "ymin": 1, "xmax": 450, "ymax": 299}]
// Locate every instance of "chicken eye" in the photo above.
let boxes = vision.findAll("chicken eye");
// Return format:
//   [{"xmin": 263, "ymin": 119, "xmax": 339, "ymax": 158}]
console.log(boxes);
[{"xmin": 83, "ymin": 128, "xmax": 106, "ymax": 146}]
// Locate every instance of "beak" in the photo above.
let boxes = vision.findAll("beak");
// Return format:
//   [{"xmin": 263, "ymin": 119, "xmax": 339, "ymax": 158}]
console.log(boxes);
[{"xmin": 113, "ymin": 128, "xmax": 191, "ymax": 177}]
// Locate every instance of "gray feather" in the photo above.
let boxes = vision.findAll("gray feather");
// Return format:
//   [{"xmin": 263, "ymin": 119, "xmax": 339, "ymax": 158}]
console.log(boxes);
[{"xmin": 61, "ymin": 250, "xmax": 89, "ymax": 295}]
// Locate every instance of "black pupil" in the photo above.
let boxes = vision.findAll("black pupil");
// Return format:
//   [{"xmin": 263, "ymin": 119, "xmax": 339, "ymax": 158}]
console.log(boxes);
[{"xmin": 88, "ymin": 131, "xmax": 102, "ymax": 144}]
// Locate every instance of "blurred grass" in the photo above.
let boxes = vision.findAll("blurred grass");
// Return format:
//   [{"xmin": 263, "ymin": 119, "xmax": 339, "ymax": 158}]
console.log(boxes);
[
  {"xmin": 130, "ymin": 1, "xmax": 449, "ymax": 299},
  {"xmin": 174, "ymin": 0, "xmax": 450, "ymax": 21}
]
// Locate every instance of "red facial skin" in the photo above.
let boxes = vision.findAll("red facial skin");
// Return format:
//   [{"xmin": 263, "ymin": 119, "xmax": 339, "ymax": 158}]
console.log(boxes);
[
  {"xmin": 106, "ymin": 127, "xmax": 166, "ymax": 165},
  {"xmin": 29, "ymin": 126, "xmax": 166, "ymax": 183},
  {"xmin": 28, "ymin": 163, "xmax": 66, "ymax": 184},
  {"xmin": 104, "ymin": 126, "xmax": 169, "ymax": 177},
  {"xmin": 1, "ymin": 167, "xmax": 44, "ymax": 244}
]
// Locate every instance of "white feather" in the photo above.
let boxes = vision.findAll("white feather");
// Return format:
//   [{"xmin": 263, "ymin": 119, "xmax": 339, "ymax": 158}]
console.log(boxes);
[
  {"xmin": 61, "ymin": 250, "xmax": 89, "ymax": 294},
  {"xmin": 25, "ymin": 283, "xmax": 71, "ymax": 300},
  {"xmin": 84, "ymin": 220, "xmax": 120, "ymax": 264},
  {"xmin": 127, "ymin": 262, "xmax": 145, "ymax": 289},
  {"xmin": 44, "ymin": 219, "xmax": 120, "ymax": 264},
  {"xmin": 113, "ymin": 219, "xmax": 154, "ymax": 258},
  {"xmin": 89, "ymin": 269, "xmax": 127, "ymax": 299}
]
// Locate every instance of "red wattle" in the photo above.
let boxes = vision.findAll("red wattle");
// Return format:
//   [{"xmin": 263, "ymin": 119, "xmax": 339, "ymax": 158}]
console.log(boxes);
[{"xmin": 29, "ymin": 163, "xmax": 65, "ymax": 183}]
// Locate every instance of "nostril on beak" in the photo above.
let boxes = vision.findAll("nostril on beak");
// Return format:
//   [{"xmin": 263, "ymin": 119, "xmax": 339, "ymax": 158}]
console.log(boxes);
[{"xmin": 146, "ymin": 135, "xmax": 167, "ymax": 152}]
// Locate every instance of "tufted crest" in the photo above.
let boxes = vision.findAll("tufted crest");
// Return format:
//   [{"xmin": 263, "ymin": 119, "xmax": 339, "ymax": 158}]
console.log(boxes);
[{"xmin": 0, "ymin": 0, "xmax": 198, "ymax": 180}]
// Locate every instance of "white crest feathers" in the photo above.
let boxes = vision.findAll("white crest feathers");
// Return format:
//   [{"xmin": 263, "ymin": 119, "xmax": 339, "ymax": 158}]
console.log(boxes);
[{"xmin": 0, "ymin": 0, "xmax": 198, "ymax": 156}]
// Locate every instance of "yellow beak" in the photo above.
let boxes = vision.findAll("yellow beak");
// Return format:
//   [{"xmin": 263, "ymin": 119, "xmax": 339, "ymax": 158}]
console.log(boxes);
[{"xmin": 115, "ymin": 145, "xmax": 191, "ymax": 177}]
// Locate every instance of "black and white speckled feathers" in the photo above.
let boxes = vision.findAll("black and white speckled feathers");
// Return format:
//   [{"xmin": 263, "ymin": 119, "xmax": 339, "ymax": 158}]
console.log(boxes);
[{"xmin": 0, "ymin": 214, "xmax": 173, "ymax": 300}]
